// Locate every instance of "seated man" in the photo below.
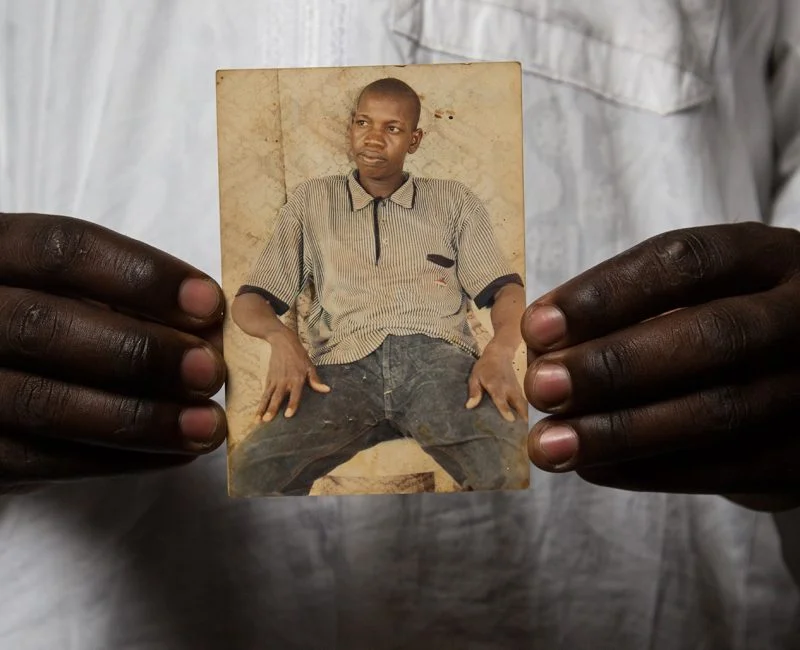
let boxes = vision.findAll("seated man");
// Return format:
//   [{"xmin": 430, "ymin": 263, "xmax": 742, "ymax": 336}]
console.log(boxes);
[{"xmin": 229, "ymin": 77, "xmax": 529, "ymax": 496}]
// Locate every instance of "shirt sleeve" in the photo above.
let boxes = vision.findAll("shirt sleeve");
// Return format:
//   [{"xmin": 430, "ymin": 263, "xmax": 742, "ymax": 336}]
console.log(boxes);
[
  {"xmin": 768, "ymin": 2, "xmax": 800, "ymax": 229},
  {"xmin": 236, "ymin": 184, "xmax": 308, "ymax": 316},
  {"xmin": 454, "ymin": 184, "xmax": 523, "ymax": 309}
]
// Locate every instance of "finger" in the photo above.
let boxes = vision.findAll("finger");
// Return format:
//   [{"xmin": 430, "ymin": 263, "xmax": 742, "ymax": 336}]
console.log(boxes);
[
  {"xmin": 0, "ymin": 287, "xmax": 225, "ymax": 400},
  {"xmin": 525, "ymin": 282, "xmax": 799, "ymax": 415},
  {"xmin": 522, "ymin": 222, "xmax": 800, "ymax": 352},
  {"xmin": 284, "ymin": 381, "xmax": 304, "ymax": 418},
  {"xmin": 255, "ymin": 385, "xmax": 274, "ymax": 422},
  {"xmin": 509, "ymin": 385, "xmax": 528, "ymax": 420},
  {"xmin": 0, "ymin": 435, "xmax": 195, "ymax": 488},
  {"xmin": 263, "ymin": 386, "xmax": 288, "ymax": 423},
  {"xmin": 465, "ymin": 375, "xmax": 482, "ymax": 409},
  {"xmin": 576, "ymin": 436, "xmax": 800, "ymax": 496},
  {"xmin": 0, "ymin": 213, "xmax": 224, "ymax": 330},
  {"xmin": 307, "ymin": 367, "xmax": 331, "ymax": 393},
  {"xmin": 0, "ymin": 369, "xmax": 226, "ymax": 454},
  {"xmin": 527, "ymin": 370, "xmax": 800, "ymax": 472},
  {"xmin": 484, "ymin": 385, "xmax": 517, "ymax": 422},
  {"xmin": 203, "ymin": 326, "xmax": 224, "ymax": 354}
]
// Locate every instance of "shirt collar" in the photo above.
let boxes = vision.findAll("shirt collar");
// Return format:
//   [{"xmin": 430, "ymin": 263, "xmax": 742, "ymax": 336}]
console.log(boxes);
[{"xmin": 347, "ymin": 170, "xmax": 416, "ymax": 211}]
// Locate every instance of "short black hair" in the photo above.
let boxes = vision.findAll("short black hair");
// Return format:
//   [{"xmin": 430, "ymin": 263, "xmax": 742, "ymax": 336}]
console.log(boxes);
[{"xmin": 355, "ymin": 77, "xmax": 421, "ymax": 128}]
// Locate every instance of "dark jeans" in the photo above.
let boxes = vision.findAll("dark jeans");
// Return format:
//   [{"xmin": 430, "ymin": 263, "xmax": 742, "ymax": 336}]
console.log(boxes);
[{"xmin": 229, "ymin": 334, "xmax": 529, "ymax": 496}]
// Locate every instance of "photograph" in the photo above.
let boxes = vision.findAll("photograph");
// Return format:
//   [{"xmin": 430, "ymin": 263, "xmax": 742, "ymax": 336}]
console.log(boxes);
[{"xmin": 216, "ymin": 62, "xmax": 528, "ymax": 497}]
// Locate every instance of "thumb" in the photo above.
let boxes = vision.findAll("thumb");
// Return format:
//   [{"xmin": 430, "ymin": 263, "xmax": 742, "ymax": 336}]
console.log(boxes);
[
  {"xmin": 307, "ymin": 367, "xmax": 331, "ymax": 393},
  {"xmin": 465, "ymin": 375, "xmax": 482, "ymax": 409}
]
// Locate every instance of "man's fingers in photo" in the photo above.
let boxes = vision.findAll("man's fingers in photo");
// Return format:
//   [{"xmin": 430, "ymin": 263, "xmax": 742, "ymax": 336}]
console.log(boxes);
[
  {"xmin": 527, "ymin": 369, "xmax": 800, "ymax": 472},
  {"xmin": 307, "ymin": 367, "xmax": 331, "ymax": 393},
  {"xmin": 0, "ymin": 213, "xmax": 225, "ymax": 332},
  {"xmin": 485, "ymin": 387, "xmax": 516, "ymax": 422},
  {"xmin": 465, "ymin": 375, "xmax": 483, "ymax": 409},
  {"xmin": 477, "ymin": 375, "xmax": 515, "ymax": 420},
  {"xmin": 0, "ymin": 368, "xmax": 226, "ymax": 454},
  {"xmin": 509, "ymin": 387, "xmax": 528, "ymax": 420},
  {"xmin": 284, "ymin": 381, "xmax": 305, "ymax": 418},
  {"xmin": 263, "ymin": 386, "xmax": 288, "ymax": 423},
  {"xmin": 0, "ymin": 286, "xmax": 225, "ymax": 401},
  {"xmin": 255, "ymin": 384, "xmax": 275, "ymax": 422},
  {"xmin": 522, "ymin": 223, "xmax": 800, "ymax": 354}
]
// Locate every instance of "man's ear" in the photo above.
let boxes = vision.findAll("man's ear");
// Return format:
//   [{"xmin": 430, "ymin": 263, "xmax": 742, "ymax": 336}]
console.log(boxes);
[{"xmin": 408, "ymin": 128, "xmax": 424, "ymax": 154}]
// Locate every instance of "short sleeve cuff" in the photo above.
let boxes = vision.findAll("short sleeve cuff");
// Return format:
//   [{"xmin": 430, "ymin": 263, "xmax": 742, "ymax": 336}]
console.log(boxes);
[
  {"xmin": 473, "ymin": 273, "xmax": 524, "ymax": 309},
  {"xmin": 236, "ymin": 285, "xmax": 291, "ymax": 316}
]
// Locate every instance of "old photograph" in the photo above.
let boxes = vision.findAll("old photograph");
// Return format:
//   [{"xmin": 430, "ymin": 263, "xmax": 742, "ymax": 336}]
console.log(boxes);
[{"xmin": 217, "ymin": 62, "xmax": 527, "ymax": 497}]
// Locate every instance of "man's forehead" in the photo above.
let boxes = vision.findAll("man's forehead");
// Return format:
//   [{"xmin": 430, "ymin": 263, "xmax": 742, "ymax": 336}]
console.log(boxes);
[{"xmin": 355, "ymin": 91, "xmax": 416, "ymax": 120}]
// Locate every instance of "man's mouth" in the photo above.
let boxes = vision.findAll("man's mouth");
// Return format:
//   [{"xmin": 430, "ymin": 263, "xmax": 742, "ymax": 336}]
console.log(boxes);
[{"xmin": 358, "ymin": 152, "xmax": 386, "ymax": 164}]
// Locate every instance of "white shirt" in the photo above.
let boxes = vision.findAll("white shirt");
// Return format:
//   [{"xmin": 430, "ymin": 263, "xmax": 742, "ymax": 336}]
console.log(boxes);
[{"xmin": 2, "ymin": 1, "xmax": 799, "ymax": 648}]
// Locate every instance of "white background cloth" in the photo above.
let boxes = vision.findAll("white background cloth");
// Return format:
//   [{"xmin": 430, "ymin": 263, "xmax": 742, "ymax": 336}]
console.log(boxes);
[{"xmin": 2, "ymin": 1, "xmax": 800, "ymax": 648}]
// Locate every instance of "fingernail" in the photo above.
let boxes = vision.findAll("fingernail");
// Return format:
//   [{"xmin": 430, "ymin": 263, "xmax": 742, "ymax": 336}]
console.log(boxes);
[
  {"xmin": 526, "ymin": 305, "xmax": 566, "ymax": 347},
  {"xmin": 180, "ymin": 407, "xmax": 221, "ymax": 443},
  {"xmin": 538, "ymin": 426, "xmax": 578, "ymax": 467},
  {"xmin": 531, "ymin": 363, "xmax": 571, "ymax": 409},
  {"xmin": 179, "ymin": 278, "xmax": 222, "ymax": 319},
  {"xmin": 181, "ymin": 347, "xmax": 222, "ymax": 392},
  {"xmin": 285, "ymin": 407, "xmax": 295, "ymax": 418}
]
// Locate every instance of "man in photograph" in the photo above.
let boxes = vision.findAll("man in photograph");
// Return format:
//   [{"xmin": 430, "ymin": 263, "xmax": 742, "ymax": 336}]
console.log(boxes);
[{"xmin": 229, "ymin": 77, "xmax": 528, "ymax": 496}]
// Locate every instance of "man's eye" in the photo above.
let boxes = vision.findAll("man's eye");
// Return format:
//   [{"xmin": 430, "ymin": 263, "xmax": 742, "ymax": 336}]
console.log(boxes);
[{"xmin": 388, "ymin": 126, "xmax": 399, "ymax": 133}]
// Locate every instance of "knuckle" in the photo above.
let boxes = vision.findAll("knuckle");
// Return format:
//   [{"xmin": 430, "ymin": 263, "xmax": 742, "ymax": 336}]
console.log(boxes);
[
  {"xmin": 690, "ymin": 306, "xmax": 748, "ymax": 362},
  {"xmin": 2, "ymin": 291, "xmax": 66, "ymax": 357},
  {"xmin": 30, "ymin": 219, "xmax": 90, "ymax": 275},
  {"xmin": 651, "ymin": 229, "xmax": 720, "ymax": 284},
  {"xmin": 593, "ymin": 410, "xmax": 634, "ymax": 458},
  {"xmin": 584, "ymin": 341, "xmax": 630, "ymax": 392},
  {"xmin": 113, "ymin": 397, "xmax": 152, "ymax": 437},
  {"xmin": 113, "ymin": 252, "xmax": 160, "ymax": 293},
  {"xmin": 116, "ymin": 331, "xmax": 161, "ymax": 376},
  {"xmin": 693, "ymin": 385, "xmax": 749, "ymax": 434},
  {"xmin": 567, "ymin": 281, "xmax": 607, "ymax": 317},
  {"xmin": 12, "ymin": 375, "xmax": 69, "ymax": 432}
]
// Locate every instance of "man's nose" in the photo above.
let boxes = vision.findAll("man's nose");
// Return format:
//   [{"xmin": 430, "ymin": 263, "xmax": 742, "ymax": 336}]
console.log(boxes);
[{"xmin": 364, "ymin": 128, "xmax": 385, "ymax": 147}]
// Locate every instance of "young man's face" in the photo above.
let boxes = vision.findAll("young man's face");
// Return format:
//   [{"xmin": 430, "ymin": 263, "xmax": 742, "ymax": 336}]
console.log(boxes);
[{"xmin": 349, "ymin": 91, "xmax": 423, "ymax": 183}]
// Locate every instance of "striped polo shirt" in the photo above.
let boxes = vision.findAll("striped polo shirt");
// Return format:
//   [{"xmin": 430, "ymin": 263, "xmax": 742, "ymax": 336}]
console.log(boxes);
[{"xmin": 239, "ymin": 170, "xmax": 522, "ymax": 365}]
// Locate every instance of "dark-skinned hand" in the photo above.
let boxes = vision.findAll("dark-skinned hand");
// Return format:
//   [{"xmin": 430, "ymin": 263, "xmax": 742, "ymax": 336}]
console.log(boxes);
[
  {"xmin": 523, "ymin": 222, "xmax": 800, "ymax": 510},
  {"xmin": 0, "ymin": 213, "xmax": 227, "ymax": 491}
]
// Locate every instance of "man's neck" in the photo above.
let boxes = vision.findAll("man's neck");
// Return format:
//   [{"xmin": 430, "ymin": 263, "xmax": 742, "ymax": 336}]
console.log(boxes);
[{"xmin": 358, "ymin": 171, "xmax": 405, "ymax": 198}]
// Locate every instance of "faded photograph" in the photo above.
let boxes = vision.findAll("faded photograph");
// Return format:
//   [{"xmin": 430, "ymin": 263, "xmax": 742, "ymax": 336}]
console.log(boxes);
[{"xmin": 217, "ymin": 63, "xmax": 527, "ymax": 497}]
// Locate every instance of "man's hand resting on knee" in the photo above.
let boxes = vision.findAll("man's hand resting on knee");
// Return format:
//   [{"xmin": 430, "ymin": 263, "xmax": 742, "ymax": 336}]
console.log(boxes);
[
  {"xmin": 466, "ymin": 282, "xmax": 527, "ymax": 422},
  {"xmin": 231, "ymin": 293, "xmax": 330, "ymax": 423}
]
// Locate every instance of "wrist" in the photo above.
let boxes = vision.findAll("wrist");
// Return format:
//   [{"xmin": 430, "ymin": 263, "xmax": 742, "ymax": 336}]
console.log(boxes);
[
  {"xmin": 484, "ymin": 338, "xmax": 519, "ymax": 360},
  {"xmin": 262, "ymin": 322, "xmax": 295, "ymax": 346}
]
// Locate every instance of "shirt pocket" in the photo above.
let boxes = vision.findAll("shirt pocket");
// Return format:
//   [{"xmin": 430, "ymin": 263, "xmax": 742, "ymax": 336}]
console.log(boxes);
[{"xmin": 392, "ymin": 0, "xmax": 722, "ymax": 115}]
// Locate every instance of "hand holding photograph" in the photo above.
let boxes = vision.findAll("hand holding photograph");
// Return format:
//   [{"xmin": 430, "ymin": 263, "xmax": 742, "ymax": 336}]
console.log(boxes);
[{"xmin": 217, "ymin": 62, "xmax": 528, "ymax": 497}]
